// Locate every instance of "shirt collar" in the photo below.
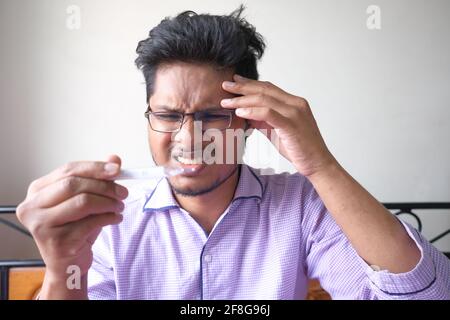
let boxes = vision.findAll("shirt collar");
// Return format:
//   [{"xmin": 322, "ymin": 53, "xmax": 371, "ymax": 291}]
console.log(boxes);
[
  {"xmin": 232, "ymin": 164, "xmax": 263, "ymax": 203},
  {"xmin": 142, "ymin": 177, "xmax": 179, "ymax": 212},
  {"xmin": 142, "ymin": 164, "xmax": 264, "ymax": 213}
]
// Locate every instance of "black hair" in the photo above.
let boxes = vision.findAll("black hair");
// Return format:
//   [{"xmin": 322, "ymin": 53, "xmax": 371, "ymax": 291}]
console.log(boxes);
[{"xmin": 135, "ymin": 5, "xmax": 265, "ymax": 102}]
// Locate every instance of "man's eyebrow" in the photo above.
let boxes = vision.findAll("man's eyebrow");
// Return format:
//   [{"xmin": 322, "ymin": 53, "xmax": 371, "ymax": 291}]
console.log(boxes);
[
  {"xmin": 200, "ymin": 106, "xmax": 224, "ymax": 112},
  {"xmin": 151, "ymin": 105, "xmax": 223, "ymax": 112},
  {"xmin": 151, "ymin": 105, "xmax": 183, "ymax": 112}
]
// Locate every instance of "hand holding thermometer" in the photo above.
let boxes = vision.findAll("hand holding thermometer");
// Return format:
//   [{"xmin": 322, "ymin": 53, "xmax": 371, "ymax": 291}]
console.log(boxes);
[{"xmin": 115, "ymin": 166, "xmax": 195, "ymax": 180}]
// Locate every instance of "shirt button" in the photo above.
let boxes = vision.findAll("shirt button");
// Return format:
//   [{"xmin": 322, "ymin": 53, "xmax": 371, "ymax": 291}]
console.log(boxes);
[{"xmin": 204, "ymin": 255, "xmax": 212, "ymax": 263}]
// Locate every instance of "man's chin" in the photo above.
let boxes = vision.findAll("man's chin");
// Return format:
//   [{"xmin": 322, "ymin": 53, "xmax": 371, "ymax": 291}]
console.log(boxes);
[
  {"xmin": 168, "ymin": 165, "xmax": 240, "ymax": 197},
  {"xmin": 169, "ymin": 181, "xmax": 220, "ymax": 197}
]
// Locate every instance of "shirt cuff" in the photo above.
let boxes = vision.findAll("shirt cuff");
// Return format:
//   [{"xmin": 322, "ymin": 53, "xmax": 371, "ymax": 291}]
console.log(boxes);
[{"xmin": 363, "ymin": 220, "xmax": 436, "ymax": 296}]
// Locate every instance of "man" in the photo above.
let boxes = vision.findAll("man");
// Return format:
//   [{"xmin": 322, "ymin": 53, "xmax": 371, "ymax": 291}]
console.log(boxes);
[{"xmin": 17, "ymin": 7, "xmax": 449, "ymax": 299}]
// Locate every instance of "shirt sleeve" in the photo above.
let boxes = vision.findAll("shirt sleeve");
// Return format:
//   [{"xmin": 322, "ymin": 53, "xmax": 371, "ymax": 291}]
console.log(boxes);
[
  {"xmin": 87, "ymin": 227, "xmax": 117, "ymax": 300},
  {"xmin": 301, "ymin": 179, "xmax": 450, "ymax": 300}
]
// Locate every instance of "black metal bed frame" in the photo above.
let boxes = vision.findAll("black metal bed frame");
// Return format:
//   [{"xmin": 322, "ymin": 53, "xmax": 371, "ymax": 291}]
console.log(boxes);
[
  {"xmin": 383, "ymin": 203, "xmax": 450, "ymax": 243},
  {"xmin": 1, "ymin": 204, "xmax": 449, "ymax": 300}
]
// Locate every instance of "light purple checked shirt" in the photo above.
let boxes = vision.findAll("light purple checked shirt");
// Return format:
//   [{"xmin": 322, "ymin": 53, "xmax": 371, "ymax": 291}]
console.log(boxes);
[{"xmin": 88, "ymin": 164, "xmax": 450, "ymax": 299}]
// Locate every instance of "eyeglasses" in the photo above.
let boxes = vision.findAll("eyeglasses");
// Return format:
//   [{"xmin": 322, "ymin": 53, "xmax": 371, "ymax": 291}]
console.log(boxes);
[{"xmin": 144, "ymin": 107, "xmax": 235, "ymax": 133}]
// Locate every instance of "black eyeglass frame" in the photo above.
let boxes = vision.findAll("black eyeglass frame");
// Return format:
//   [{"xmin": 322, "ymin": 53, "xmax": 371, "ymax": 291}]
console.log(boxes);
[{"xmin": 144, "ymin": 106, "xmax": 235, "ymax": 133}]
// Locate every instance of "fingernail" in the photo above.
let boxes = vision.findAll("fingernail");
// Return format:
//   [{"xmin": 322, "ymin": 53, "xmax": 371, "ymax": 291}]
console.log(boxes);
[
  {"xmin": 236, "ymin": 108, "xmax": 249, "ymax": 116},
  {"xmin": 104, "ymin": 163, "xmax": 119, "ymax": 174},
  {"xmin": 223, "ymin": 81, "xmax": 235, "ymax": 87},
  {"xmin": 115, "ymin": 185, "xmax": 128, "ymax": 198},
  {"xmin": 221, "ymin": 99, "xmax": 232, "ymax": 106}
]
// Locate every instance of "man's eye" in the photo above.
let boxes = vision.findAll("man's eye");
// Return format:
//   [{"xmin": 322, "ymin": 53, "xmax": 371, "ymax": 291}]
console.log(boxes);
[{"xmin": 155, "ymin": 114, "xmax": 181, "ymax": 122}]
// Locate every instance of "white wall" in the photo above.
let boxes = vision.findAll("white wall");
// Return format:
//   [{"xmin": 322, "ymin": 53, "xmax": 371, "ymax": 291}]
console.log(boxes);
[{"xmin": 1, "ymin": 0, "xmax": 449, "ymax": 259}]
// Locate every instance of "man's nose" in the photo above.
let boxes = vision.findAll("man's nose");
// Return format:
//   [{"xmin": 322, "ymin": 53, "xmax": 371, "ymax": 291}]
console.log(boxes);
[{"xmin": 172, "ymin": 116, "xmax": 202, "ymax": 147}]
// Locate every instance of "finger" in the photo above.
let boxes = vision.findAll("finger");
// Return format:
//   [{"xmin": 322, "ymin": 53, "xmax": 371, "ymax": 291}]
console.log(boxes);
[
  {"xmin": 234, "ymin": 107, "xmax": 287, "ymax": 130},
  {"xmin": 31, "ymin": 176, "xmax": 128, "ymax": 209},
  {"xmin": 222, "ymin": 74, "xmax": 297, "ymax": 105},
  {"xmin": 221, "ymin": 93, "xmax": 290, "ymax": 116},
  {"xmin": 28, "ymin": 159, "xmax": 122, "ymax": 195},
  {"xmin": 106, "ymin": 154, "xmax": 122, "ymax": 167},
  {"xmin": 247, "ymin": 119, "xmax": 274, "ymax": 132},
  {"xmin": 86, "ymin": 227, "xmax": 103, "ymax": 246},
  {"xmin": 69, "ymin": 212, "xmax": 123, "ymax": 243},
  {"xmin": 44, "ymin": 193, "xmax": 125, "ymax": 226}
]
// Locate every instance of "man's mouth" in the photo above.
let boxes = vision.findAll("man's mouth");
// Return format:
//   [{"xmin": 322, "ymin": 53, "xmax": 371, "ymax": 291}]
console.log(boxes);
[
  {"xmin": 172, "ymin": 149, "xmax": 216, "ymax": 164},
  {"xmin": 171, "ymin": 149, "xmax": 216, "ymax": 175},
  {"xmin": 174, "ymin": 154, "xmax": 204, "ymax": 165}
]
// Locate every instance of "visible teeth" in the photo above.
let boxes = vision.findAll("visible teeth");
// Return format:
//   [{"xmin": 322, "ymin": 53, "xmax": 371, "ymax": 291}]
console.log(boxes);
[
  {"xmin": 176, "ymin": 156, "xmax": 203, "ymax": 165},
  {"xmin": 174, "ymin": 148, "xmax": 217, "ymax": 165}
]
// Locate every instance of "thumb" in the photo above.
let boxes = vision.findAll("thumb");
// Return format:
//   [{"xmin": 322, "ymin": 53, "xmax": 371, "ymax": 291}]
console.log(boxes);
[{"xmin": 105, "ymin": 154, "xmax": 122, "ymax": 167}]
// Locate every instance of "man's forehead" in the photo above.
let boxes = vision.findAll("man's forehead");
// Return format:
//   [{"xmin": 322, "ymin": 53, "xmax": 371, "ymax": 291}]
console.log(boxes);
[{"xmin": 150, "ymin": 62, "xmax": 234, "ymax": 111}]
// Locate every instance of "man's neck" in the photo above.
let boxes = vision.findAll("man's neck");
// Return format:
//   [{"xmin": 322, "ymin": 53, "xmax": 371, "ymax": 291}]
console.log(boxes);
[{"xmin": 173, "ymin": 166, "xmax": 240, "ymax": 235}]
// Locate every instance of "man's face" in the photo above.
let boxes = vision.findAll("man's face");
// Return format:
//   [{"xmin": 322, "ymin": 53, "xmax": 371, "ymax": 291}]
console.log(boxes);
[{"xmin": 147, "ymin": 62, "xmax": 247, "ymax": 196}]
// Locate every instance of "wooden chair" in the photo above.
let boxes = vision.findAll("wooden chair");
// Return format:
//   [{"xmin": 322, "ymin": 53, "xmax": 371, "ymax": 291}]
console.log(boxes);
[
  {"xmin": 0, "ymin": 260, "xmax": 45, "ymax": 300},
  {"xmin": 306, "ymin": 279, "xmax": 331, "ymax": 300}
]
